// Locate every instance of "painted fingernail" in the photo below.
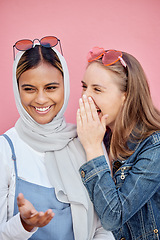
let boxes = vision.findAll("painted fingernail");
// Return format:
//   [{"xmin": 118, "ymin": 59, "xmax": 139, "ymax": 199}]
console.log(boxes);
[
  {"xmin": 83, "ymin": 95, "xmax": 87, "ymax": 99},
  {"xmin": 79, "ymin": 98, "xmax": 83, "ymax": 103},
  {"xmin": 88, "ymin": 97, "xmax": 92, "ymax": 102}
]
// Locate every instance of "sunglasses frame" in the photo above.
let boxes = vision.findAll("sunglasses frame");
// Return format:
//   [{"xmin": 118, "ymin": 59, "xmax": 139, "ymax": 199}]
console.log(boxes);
[
  {"xmin": 13, "ymin": 36, "xmax": 63, "ymax": 60},
  {"xmin": 88, "ymin": 47, "xmax": 127, "ymax": 68}
]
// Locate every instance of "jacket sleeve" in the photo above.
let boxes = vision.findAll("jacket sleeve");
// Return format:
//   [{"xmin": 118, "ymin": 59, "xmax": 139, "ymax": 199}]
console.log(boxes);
[
  {"xmin": 79, "ymin": 136, "xmax": 160, "ymax": 231},
  {"xmin": 93, "ymin": 218, "xmax": 115, "ymax": 239},
  {"xmin": 0, "ymin": 138, "xmax": 37, "ymax": 240},
  {"xmin": 0, "ymin": 213, "xmax": 37, "ymax": 240}
]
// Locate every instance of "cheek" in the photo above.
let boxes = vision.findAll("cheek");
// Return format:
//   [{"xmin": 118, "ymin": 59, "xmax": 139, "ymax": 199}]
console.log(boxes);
[
  {"xmin": 19, "ymin": 92, "xmax": 28, "ymax": 106},
  {"xmin": 56, "ymin": 90, "xmax": 64, "ymax": 106},
  {"xmin": 81, "ymin": 89, "xmax": 85, "ymax": 97}
]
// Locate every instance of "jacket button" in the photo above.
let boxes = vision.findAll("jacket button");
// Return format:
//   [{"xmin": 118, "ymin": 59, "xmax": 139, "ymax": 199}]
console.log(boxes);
[
  {"xmin": 154, "ymin": 229, "xmax": 158, "ymax": 234},
  {"xmin": 81, "ymin": 170, "xmax": 85, "ymax": 178},
  {"xmin": 121, "ymin": 174, "xmax": 125, "ymax": 180},
  {"xmin": 120, "ymin": 238, "xmax": 126, "ymax": 240}
]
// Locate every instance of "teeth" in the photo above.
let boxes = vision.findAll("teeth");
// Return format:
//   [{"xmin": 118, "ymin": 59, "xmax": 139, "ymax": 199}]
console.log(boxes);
[{"xmin": 35, "ymin": 106, "xmax": 50, "ymax": 112}]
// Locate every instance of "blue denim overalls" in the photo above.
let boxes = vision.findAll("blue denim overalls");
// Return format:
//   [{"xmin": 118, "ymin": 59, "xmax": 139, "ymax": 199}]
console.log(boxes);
[{"xmin": 3, "ymin": 134, "xmax": 75, "ymax": 240}]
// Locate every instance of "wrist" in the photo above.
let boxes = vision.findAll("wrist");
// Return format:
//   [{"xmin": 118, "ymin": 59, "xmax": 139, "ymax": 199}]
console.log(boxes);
[
  {"xmin": 85, "ymin": 145, "xmax": 104, "ymax": 161},
  {"xmin": 20, "ymin": 216, "xmax": 34, "ymax": 232}
]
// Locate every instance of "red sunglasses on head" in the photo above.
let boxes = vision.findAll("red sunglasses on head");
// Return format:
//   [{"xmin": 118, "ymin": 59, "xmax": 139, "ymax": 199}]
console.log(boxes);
[
  {"xmin": 87, "ymin": 46, "xmax": 127, "ymax": 68},
  {"xmin": 13, "ymin": 36, "xmax": 63, "ymax": 59}
]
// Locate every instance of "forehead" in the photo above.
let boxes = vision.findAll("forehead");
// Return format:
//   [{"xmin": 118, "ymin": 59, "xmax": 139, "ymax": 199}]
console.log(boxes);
[
  {"xmin": 84, "ymin": 62, "xmax": 117, "ymax": 86},
  {"xmin": 19, "ymin": 63, "xmax": 64, "ymax": 85}
]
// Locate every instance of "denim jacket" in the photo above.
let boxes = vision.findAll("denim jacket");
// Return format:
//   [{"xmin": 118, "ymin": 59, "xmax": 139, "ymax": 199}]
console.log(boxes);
[{"xmin": 79, "ymin": 131, "xmax": 160, "ymax": 240}]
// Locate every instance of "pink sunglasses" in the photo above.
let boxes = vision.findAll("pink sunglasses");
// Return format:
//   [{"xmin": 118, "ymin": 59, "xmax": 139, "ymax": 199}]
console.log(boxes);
[
  {"xmin": 87, "ymin": 47, "xmax": 127, "ymax": 68},
  {"xmin": 13, "ymin": 36, "xmax": 63, "ymax": 59}
]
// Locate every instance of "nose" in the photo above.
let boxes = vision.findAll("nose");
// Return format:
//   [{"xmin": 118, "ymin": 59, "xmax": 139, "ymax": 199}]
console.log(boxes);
[
  {"xmin": 83, "ymin": 88, "xmax": 92, "ymax": 98},
  {"xmin": 35, "ymin": 90, "xmax": 48, "ymax": 105}
]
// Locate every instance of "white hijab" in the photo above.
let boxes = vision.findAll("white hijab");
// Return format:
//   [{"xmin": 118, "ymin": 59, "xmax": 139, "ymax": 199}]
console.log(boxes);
[
  {"xmin": 13, "ymin": 47, "xmax": 77, "ymax": 151},
  {"xmin": 13, "ymin": 47, "xmax": 95, "ymax": 240}
]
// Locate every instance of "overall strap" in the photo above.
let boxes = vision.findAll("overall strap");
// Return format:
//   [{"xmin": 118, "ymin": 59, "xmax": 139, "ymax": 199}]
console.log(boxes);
[{"xmin": 1, "ymin": 134, "xmax": 18, "ymax": 177}]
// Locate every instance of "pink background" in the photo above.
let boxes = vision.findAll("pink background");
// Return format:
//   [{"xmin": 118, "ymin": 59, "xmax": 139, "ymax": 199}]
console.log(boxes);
[{"xmin": 0, "ymin": 0, "xmax": 160, "ymax": 134}]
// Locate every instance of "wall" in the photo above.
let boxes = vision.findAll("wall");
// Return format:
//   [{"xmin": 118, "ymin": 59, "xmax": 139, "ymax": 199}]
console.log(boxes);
[{"xmin": 0, "ymin": 0, "xmax": 160, "ymax": 134}]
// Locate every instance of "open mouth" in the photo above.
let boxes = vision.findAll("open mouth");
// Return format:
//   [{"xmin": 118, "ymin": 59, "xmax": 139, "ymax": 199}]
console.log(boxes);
[
  {"xmin": 96, "ymin": 108, "xmax": 102, "ymax": 115},
  {"xmin": 34, "ymin": 105, "xmax": 52, "ymax": 114}
]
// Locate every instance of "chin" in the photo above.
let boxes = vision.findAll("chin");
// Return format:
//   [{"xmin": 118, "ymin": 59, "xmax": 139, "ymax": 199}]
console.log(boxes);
[{"xmin": 34, "ymin": 117, "xmax": 54, "ymax": 125}]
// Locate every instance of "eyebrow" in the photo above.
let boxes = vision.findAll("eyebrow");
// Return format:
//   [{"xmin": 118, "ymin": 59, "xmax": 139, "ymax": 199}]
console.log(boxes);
[
  {"xmin": 81, "ymin": 81, "xmax": 106, "ymax": 89},
  {"xmin": 21, "ymin": 82, "xmax": 60, "ymax": 88}
]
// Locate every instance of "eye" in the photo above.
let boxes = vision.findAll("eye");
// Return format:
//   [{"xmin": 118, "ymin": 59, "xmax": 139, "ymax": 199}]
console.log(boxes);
[
  {"xmin": 23, "ymin": 87, "xmax": 36, "ymax": 92},
  {"xmin": 81, "ymin": 84, "xmax": 87, "ymax": 90},
  {"xmin": 94, "ymin": 87, "xmax": 101, "ymax": 92},
  {"xmin": 45, "ymin": 84, "xmax": 59, "ymax": 91},
  {"xmin": 46, "ymin": 86, "xmax": 58, "ymax": 90}
]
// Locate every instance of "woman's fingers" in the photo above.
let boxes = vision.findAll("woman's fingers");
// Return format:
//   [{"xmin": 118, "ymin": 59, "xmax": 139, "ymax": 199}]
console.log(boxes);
[
  {"xmin": 88, "ymin": 96, "xmax": 100, "ymax": 121},
  {"xmin": 17, "ymin": 193, "xmax": 25, "ymax": 207},
  {"xmin": 38, "ymin": 210, "xmax": 54, "ymax": 227},
  {"xmin": 101, "ymin": 114, "xmax": 109, "ymax": 129},
  {"xmin": 77, "ymin": 108, "xmax": 82, "ymax": 131},
  {"xmin": 17, "ymin": 193, "xmax": 54, "ymax": 230},
  {"xmin": 30, "ymin": 209, "xmax": 54, "ymax": 227},
  {"xmin": 22, "ymin": 208, "xmax": 54, "ymax": 228},
  {"xmin": 79, "ymin": 95, "xmax": 99, "ymax": 124},
  {"xmin": 79, "ymin": 97, "xmax": 88, "ymax": 124},
  {"xmin": 82, "ymin": 95, "xmax": 93, "ymax": 122}
]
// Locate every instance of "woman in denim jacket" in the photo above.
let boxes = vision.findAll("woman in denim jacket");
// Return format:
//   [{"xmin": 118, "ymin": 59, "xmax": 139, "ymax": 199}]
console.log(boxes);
[{"xmin": 77, "ymin": 47, "xmax": 160, "ymax": 240}]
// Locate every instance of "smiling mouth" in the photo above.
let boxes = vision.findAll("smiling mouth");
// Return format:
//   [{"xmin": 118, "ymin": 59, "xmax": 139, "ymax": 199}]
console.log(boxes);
[
  {"xmin": 97, "ymin": 109, "xmax": 101, "ymax": 113},
  {"xmin": 35, "ymin": 106, "xmax": 50, "ymax": 111},
  {"xmin": 34, "ymin": 105, "xmax": 52, "ymax": 114}
]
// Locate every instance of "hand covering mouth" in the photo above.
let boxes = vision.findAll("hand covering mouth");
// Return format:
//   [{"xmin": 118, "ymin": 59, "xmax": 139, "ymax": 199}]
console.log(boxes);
[
  {"xmin": 90, "ymin": 98, "xmax": 101, "ymax": 113},
  {"xmin": 95, "ymin": 105, "xmax": 101, "ymax": 114}
]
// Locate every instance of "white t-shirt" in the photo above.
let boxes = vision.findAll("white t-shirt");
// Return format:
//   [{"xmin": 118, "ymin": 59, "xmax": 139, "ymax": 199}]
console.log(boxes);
[{"xmin": 0, "ymin": 127, "xmax": 115, "ymax": 240}]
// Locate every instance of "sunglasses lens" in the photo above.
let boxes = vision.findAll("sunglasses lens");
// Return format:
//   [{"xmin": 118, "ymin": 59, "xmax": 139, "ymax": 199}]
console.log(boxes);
[
  {"xmin": 15, "ymin": 40, "xmax": 33, "ymax": 51},
  {"xmin": 87, "ymin": 47, "xmax": 105, "ymax": 62},
  {"xmin": 40, "ymin": 36, "xmax": 58, "ymax": 48},
  {"xmin": 103, "ymin": 50, "xmax": 122, "ymax": 66}
]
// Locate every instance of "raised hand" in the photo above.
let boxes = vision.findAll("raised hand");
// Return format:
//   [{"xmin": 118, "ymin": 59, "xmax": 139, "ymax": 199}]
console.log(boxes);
[
  {"xmin": 17, "ymin": 193, "xmax": 55, "ymax": 232},
  {"xmin": 77, "ymin": 95, "xmax": 108, "ymax": 161}
]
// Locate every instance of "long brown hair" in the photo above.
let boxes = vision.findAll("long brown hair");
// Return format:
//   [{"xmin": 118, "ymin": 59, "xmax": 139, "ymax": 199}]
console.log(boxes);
[{"xmin": 92, "ymin": 51, "xmax": 160, "ymax": 160}]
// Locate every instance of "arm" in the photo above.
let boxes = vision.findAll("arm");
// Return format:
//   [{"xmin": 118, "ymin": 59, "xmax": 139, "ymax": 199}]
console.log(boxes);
[
  {"xmin": 0, "ymin": 190, "xmax": 54, "ymax": 240},
  {"xmin": 77, "ymin": 96, "xmax": 160, "ymax": 231},
  {"xmin": 93, "ymin": 218, "xmax": 115, "ymax": 240},
  {"xmin": 0, "ymin": 149, "xmax": 37, "ymax": 239},
  {"xmin": 79, "ymin": 144, "xmax": 160, "ymax": 231},
  {"xmin": 17, "ymin": 193, "xmax": 54, "ymax": 232},
  {"xmin": 0, "ymin": 139, "xmax": 54, "ymax": 239}
]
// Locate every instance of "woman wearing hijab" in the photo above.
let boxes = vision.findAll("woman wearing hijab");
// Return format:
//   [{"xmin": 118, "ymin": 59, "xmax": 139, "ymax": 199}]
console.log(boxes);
[{"xmin": 0, "ymin": 38, "xmax": 115, "ymax": 240}]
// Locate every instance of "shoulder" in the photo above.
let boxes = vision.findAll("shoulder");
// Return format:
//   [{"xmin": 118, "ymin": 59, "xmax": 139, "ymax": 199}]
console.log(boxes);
[
  {"xmin": 141, "ymin": 131, "xmax": 160, "ymax": 148},
  {"xmin": 0, "ymin": 127, "xmax": 31, "ymax": 160},
  {"xmin": 1, "ymin": 127, "xmax": 18, "ymax": 140},
  {"xmin": 126, "ymin": 131, "xmax": 160, "ymax": 164},
  {"xmin": 132, "ymin": 131, "xmax": 160, "ymax": 159},
  {"xmin": 0, "ymin": 127, "xmax": 22, "ymax": 152},
  {"xmin": 149, "ymin": 131, "xmax": 160, "ymax": 144},
  {"xmin": 0, "ymin": 128, "xmax": 18, "ymax": 175},
  {"xmin": 0, "ymin": 127, "xmax": 17, "ymax": 149}
]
